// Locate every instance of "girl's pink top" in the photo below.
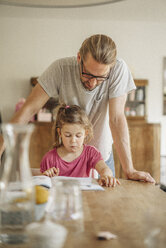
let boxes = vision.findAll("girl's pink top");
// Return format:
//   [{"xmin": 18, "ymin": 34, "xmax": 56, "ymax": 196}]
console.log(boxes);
[{"xmin": 40, "ymin": 145, "xmax": 103, "ymax": 177}]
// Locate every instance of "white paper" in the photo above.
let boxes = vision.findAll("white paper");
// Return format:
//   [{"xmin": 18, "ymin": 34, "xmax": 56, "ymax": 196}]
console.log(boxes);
[
  {"xmin": 32, "ymin": 175, "xmax": 52, "ymax": 188},
  {"xmin": 52, "ymin": 176, "xmax": 104, "ymax": 191},
  {"xmin": 32, "ymin": 176, "xmax": 104, "ymax": 191}
]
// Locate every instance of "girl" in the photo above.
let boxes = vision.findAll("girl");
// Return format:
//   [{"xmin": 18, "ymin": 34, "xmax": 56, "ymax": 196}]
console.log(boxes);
[{"xmin": 40, "ymin": 104, "xmax": 120, "ymax": 187}]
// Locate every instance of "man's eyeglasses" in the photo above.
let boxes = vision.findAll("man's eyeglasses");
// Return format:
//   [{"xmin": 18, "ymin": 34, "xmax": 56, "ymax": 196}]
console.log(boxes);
[{"xmin": 81, "ymin": 60, "xmax": 110, "ymax": 84}]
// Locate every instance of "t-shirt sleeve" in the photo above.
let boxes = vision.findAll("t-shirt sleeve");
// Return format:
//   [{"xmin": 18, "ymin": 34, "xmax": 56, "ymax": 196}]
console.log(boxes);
[
  {"xmin": 40, "ymin": 150, "xmax": 55, "ymax": 173},
  {"xmin": 108, "ymin": 59, "xmax": 136, "ymax": 99},
  {"xmin": 86, "ymin": 146, "xmax": 103, "ymax": 170},
  {"xmin": 37, "ymin": 59, "xmax": 62, "ymax": 99}
]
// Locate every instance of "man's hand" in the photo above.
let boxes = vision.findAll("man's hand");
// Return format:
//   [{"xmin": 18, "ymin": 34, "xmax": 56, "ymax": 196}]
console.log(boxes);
[
  {"xmin": 43, "ymin": 167, "xmax": 59, "ymax": 177},
  {"xmin": 127, "ymin": 169, "xmax": 156, "ymax": 183}
]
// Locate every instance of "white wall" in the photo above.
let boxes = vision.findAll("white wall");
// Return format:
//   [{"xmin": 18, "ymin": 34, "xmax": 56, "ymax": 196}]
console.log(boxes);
[{"xmin": 0, "ymin": 0, "xmax": 166, "ymax": 154}]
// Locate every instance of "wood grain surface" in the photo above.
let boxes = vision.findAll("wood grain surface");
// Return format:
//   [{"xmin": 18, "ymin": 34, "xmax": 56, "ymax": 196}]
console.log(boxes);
[
  {"xmin": 114, "ymin": 123, "xmax": 161, "ymax": 183},
  {"xmin": 29, "ymin": 122, "xmax": 54, "ymax": 168},
  {"xmin": 64, "ymin": 179, "xmax": 166, "ymax": 248}
]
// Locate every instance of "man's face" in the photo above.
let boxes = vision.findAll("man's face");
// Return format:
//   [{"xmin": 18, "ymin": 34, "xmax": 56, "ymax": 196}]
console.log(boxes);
[{"xmin": 78, "ymin": 53, "xmax": 111, "ymax": 91}]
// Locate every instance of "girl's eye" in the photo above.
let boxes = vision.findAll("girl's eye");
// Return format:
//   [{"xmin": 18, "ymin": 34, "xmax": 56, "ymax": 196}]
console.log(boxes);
[
  {"xmin": 64, "ymin": 134, "xmax": 83, "ymax": 138},
  {"xmin": 76, "ymin": 135, "xmax": 82, "ymax": 138}
]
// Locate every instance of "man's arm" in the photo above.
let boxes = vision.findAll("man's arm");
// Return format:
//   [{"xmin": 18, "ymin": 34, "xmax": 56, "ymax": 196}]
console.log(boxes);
[
  {"xmin": 0, "ymin": 83, "xmax": 49, "ymax": 158},
  {"xmin": 109, "ymin": 94, "xmax": 155, "ymax": 183}
]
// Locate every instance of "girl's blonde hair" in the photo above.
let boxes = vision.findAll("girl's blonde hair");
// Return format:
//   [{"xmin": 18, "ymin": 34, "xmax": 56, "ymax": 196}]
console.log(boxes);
[
  {"xmin": 53, "ymin": 104, "xmax": 93, "ymax": 148},
  {"xmin": 79, "ymin": 34, "xmax": 117, "ymax": 66}
]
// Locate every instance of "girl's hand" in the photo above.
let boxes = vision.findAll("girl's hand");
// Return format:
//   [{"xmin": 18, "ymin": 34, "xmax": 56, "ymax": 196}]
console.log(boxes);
[
  {"xmin": 43, "ymin": 167, "xmax": 59, "ymax": 178},
  {"xmin": 99, "ymin": 175, "xmax": 121, "ymax": 187}
]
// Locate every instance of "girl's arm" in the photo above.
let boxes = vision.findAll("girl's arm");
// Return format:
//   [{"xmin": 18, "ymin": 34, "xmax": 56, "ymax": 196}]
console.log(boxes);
[{"xmin": 95, "ymin": 160, "xmax": 120, "ymax": 187}]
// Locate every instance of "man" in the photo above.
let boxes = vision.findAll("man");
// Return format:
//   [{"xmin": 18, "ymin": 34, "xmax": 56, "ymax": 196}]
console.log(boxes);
[{"xmin": 0, "ymin": 34, "xmax": 155, "ymax": 183}]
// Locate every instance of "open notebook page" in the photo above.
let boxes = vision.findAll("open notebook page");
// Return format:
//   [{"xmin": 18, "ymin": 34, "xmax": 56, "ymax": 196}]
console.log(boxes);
[{"xmin": 32, "ymin": 175, "xmax": 104, "ymax": 191}]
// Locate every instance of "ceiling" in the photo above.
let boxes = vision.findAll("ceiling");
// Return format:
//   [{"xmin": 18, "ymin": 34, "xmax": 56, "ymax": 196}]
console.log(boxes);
[{"xmin": 0, "ymin": 0, "xmax": 126, "ymax": 8}]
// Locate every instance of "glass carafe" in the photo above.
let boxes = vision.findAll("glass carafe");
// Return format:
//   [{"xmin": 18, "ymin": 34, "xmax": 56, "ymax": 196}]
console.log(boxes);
[{"xmin": 0, "ymin": 124, "xmax": 35, "ymax": 245}]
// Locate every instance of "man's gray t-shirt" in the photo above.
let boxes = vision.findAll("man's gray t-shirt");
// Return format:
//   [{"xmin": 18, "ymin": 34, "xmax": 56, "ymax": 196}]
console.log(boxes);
[{"xmin": 38, "ymin": 57, "xmax": 136, "ymax": 161}]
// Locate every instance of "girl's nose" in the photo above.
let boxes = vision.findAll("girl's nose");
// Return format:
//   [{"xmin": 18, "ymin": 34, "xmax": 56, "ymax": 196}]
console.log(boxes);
[{"xmin": 71, "ymin": 136, "xmax": 76, "ymax": 142}]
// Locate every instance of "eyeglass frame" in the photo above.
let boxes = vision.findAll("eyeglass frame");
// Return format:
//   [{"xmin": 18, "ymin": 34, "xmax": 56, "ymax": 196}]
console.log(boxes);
[{"xmin": 80, "ymin": 60, "xmax": 111, "ymax": 84}]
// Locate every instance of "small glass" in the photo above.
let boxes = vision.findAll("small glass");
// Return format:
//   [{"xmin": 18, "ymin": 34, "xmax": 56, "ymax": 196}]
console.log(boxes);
[
  {"xmin": 143, "ymin": 209, "xmax": 166, "ymax": 248},
  {"xmin": 50, "ymin": 179, "xmax": 84, "ymax": 233},
  {"xmin": 26, "ymin": 214, "xmax": 68, "ymax": 248}
]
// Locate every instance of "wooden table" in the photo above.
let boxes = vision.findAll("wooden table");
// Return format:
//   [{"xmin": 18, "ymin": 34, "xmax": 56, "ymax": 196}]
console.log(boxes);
[
  {"xmin": 64, "ymin": 179, "xmax": 166, "ymax": 248},
  {"xmin": 114, "ymin": 122, "xmax": 161, "ymax": 183}
]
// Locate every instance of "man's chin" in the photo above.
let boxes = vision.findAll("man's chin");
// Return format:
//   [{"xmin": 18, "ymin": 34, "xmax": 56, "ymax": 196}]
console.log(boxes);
[
  {"xmin": 82, "ymin": 81, "xmax": 96, "ymax": 91},
  {"xmin": 84, "ymin": 84, "xmax": 96, "ymax": 91}
]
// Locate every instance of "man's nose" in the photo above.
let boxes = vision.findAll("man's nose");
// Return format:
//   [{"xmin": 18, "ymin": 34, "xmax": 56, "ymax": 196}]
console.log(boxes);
[{"xmin": 89, "ymin": 78, "xmax": 97, "ymax": 87}]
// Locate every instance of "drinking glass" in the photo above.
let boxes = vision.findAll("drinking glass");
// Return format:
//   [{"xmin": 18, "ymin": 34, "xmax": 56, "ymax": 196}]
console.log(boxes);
[
  {"xmin": 26, "ymin": 189, "xmax": 68, "ymax": 248},
  {"xmin": 50, "ymin": 179, "xmax": 84, "ymax": 233},
  {"xmin": 26, "ymin": 212, "xmax": 68, "ymax": 248},
  {"xmin": 143, "ymin": 209, "xmax": 166, "ymax": 248}
]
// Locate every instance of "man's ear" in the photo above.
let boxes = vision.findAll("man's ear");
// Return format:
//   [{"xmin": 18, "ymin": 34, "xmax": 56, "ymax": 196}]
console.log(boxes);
[{"xmin": 77, "ymin": 52, "xmax": 81, "ymax": 63}]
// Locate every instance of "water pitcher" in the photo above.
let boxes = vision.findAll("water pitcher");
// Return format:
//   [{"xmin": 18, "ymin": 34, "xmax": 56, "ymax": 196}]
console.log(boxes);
[{"xmin": 0, "ymin": 124, "xmax": 35, "ymax": 245}]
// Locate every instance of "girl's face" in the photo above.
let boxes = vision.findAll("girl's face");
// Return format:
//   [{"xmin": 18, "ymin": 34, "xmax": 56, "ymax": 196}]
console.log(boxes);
[{"xmin": 59, "ymin": 123, "xmax": 86, "ymax": 153}]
